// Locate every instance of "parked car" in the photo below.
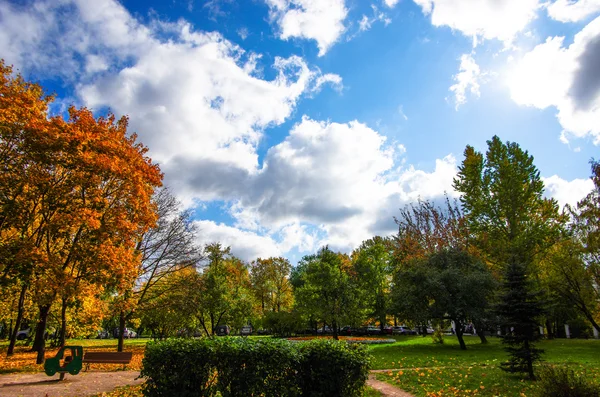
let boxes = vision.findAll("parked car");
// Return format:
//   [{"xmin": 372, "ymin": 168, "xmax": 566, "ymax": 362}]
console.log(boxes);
[
  {"xmin": 340, "ymin": 326, "xmax": 354, "ymax": 336},
  {"xmin": 240, "ymin": 325, "xmax": 253, "ymax": 336},
  {"xmin": 113, "ymin": 327, "xmax": 137, "ymax": 339},
  {"xmin": 317, "ymin": 326, "xmax": 332, "ymax": 334},
  {"xmin": 367, "ymin": 326, "xmax": 382, "ymax": 335},
  {"xmin": 383, "ymin": 326, "xmax": 394, "ymax": 335},
  {"xmin": 16, "ymin": 328, "xmax": 31, "ymax": 340},
  {"xmin": 392, "ymin": 326, "xmax": 417, "ymax": 335},
  {"xmin": 214, "ymin": 325, "xmax": 230, "ymax": 336},
  {"xmin": 96, "ymin": 330, "xmax": 110, "ymax": 339}
]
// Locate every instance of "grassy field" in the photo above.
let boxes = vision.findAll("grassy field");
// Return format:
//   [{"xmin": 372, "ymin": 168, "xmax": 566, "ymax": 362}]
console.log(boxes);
[{"xmin": 368, "ymin": 335, "xmax": 600, "ymax": 397}]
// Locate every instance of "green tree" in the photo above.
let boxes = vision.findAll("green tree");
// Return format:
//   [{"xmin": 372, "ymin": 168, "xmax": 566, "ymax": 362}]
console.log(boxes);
[
  {"xmin": 293, "ymin": 247, "xmax": 357, "ymax": 340},
  {"xmin": 495, "ymin": 260, "xmax": 545, "ymax": 379},
  {"xmin": 570, "ymin": 159, "xmax": 600, "ymax": 330},
  {"xmin": 188, "ymin": 243, "xmax": 255, "ymax": 336},
  {"xmin": 453, "ymin": 136, "xmax": 562, "ymax": 271},
  {"xmin": 392, "ymin": 249, "xmax": 496, "ymax": 350},
  {"xmin": 250, "ymin": 257, "xmax": 293, "ymax": 314},
  {"xmin": 352, "ymin": 236, "xmax": 392, "ymax": 331}
]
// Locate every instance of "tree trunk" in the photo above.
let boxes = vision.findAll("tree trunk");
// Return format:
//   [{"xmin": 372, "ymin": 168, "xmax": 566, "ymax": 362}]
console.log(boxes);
[
  {"xmin": 525, "ymin": 339, "xmax": 535, "ymax": 379},
  {"xmin": 32, "ymin": 304, "xmax": 51, "ymax": 364},
  {"xmin": 545, "ymin": 319, "xmax": 554, "ymax": 339},
  {"xmin": 454, "ymin": 320, "xmax": 467, "ymax": 350},
  {"xmin": 332, "ymin": 318, "xmax": 338, "ymax": 340},
  {"xmin": 117, "ymin": 311, "xmax": 126, "ymax": 352},
  {"xmin": 7, "ymin": 284, "xmax": 27, "ymax": 356},
  {"xmin": 59, "ymin": 297, "xmax": 68, "ymax": 347},
  {"xmin": 473, "ymin": 320, "xmax": 488, "ymax": 344}
]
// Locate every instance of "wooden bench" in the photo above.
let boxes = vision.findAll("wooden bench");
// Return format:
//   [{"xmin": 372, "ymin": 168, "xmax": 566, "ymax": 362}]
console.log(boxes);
[
  {"xmin": 44, "ymin": 347, "xmax": 134, "ymax": 380},
  {"xmin": 82, "ymin": 351, "xmax": 133, "ymax": 371}
]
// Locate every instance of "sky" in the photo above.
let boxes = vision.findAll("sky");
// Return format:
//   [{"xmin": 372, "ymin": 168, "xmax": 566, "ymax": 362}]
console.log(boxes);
[{"xmin": 1, "ymin": 0, "xmax": 599, "ymax": 263}]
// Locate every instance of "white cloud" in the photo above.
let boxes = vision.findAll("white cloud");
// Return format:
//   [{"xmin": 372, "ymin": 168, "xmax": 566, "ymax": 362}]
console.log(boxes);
[
  {"xmin": 543, "ymin": 175, "xmax": 594, "ymax": 209},
  {"xmin": 237, "ymin": 27, "xmax": 249, "ymax": 40},
  {"xmin": 508, "ymin": 16, "xmax": 600, "ymax": 143},
  {"xmin": 413, "ymin": 0, "xmax": 540, "ymax": 44},
  {"xmin": 449, "ymin": 53, "xmax": 482, "ymax": 108},
  {"xmin": 194, "ymin": 220, "xmax": 282, "ymax": 261},
  {"xmin": 265, "ymin": 0, "xmax": 347, "ymax": 56},
  {"xmin": 547, "ymin": 0, "xmax": 600, "ymax": 23},
  {"xmin": 384, "ymin": 0, "xmax": 400, "ymax": 7},
  {"xmin": 313, "ymin": 73, "xmax": 343, "ymax": 92},
  {"xmin": 359, "ymin": 15, "xmax": 372, "ymax": 32}
]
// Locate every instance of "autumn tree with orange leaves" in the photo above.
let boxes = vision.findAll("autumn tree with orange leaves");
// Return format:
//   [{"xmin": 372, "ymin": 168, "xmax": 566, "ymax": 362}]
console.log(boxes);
[{"xmin": 0, "ymin": 61, "xmax": 162, "ymax": 362}]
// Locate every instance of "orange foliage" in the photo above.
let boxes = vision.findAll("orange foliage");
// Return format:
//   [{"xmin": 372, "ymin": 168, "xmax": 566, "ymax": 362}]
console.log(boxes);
[{"xmin": 0, "ymin": 60, "xmax": 163, "ymax": 343}]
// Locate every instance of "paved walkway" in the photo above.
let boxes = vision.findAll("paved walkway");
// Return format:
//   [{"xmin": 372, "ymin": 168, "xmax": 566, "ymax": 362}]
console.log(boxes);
[
  {"xmin": 367, "ymin": 374, "xmax": 415, "ymax": 397},
  {"xmin": 0, "ymin": 370, "xmax": 414, "ymax": 397},
  {"xmin": 0, "ymin": 370, "xmax": 143, "ymax": 397}
]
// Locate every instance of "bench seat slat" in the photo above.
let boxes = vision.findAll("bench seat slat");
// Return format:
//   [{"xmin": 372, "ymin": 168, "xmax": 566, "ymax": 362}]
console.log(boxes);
[{"xmin": 83, "ymin": 352, "xmax": 133, "ymax": 364}]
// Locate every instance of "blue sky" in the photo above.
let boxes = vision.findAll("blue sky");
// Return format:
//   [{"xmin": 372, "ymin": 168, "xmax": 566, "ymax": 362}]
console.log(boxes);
[{"xmin": 1, "ymin": 0, "xmax": 599, "ymax": 263}]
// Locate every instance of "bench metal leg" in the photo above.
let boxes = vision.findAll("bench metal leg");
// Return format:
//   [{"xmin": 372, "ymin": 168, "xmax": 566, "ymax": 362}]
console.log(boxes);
[{"xmin": 59, "ymin": 373, "xmax": 65, "ymax": 381}]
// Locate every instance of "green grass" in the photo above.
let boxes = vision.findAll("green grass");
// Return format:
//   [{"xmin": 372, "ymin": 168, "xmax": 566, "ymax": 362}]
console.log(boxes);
[{"xmin": 368, "ymin": 335, "xmax": 600, "ymax": 397}]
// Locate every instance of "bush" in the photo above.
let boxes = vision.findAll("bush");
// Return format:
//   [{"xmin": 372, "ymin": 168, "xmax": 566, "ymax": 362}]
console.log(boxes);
[
  {"xmin": 536, "ymin": 365, "xmax": 600, "ymax": 397},
  {"xmin": 141, "ymin": 338, "xmax": 217, "ymax": 397},
  {"xmin": 140, "ymin": 337, "xmax": 371, "ymax": 397},
  {"xmin": 213, "ymin": 337, "xmax": 301, "ymax": 397},
  {"xmin": 299, "ymin": 339, "xmax": 370, "ymax": 397}
]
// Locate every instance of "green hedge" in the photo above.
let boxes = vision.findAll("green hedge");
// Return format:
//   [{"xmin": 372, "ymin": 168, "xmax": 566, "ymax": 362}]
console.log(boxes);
[{"xmin": 141, "ymin": 338, "xmax": 370, "ymax": 397}]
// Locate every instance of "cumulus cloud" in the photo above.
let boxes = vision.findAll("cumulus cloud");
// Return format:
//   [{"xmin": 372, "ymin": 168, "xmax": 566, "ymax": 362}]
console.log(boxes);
[
  {"xmin": 265, "ymin": 0, "xmax": 347, "ymax": 56},
  {"xmin": 221, "ymin": 118, "xmax": 460, "ymax": 253},
  {"xmin": 547, "ymin": 0, "xmax": 600, "ymax": 23},
  {"xmin": 413, "ymin": 0, "xmax": 540, "ymax": 44},
  {"xmin": 384, "ymin": 0, "xmax": 400, "ymax": 7},
  {"xmin": 543, "ymin": 175, "xmax": 594, "ymax": 209},
  {"xmin": 449, "ymin": 54, "xmax": 482, "ymax": 108},
  {"xmin": 194, "ymin": 220, "xmax": 282, "ymax": 261},
  {"xmin": 508, "ymin": 16, "xmax": 600, "ymax": 143}
]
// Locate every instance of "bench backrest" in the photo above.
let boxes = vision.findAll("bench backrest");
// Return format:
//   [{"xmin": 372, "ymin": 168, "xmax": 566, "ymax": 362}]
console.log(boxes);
[{"xmin": 83, "ymin": 351, "xmax": 133, "ymax": 363}]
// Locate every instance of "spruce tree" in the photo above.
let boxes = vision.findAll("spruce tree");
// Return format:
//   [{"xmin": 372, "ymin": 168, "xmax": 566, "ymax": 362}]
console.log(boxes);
[{"xmin": 495, "ymin": 260, "xmax": 545, "ymax": 379}]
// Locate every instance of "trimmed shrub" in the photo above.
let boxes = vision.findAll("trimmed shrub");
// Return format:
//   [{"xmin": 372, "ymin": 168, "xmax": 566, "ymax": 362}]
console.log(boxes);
[
  {"xmin": 213, "ymin": 337, "xmax": 301, "ymax": 397},
  {"xmin": 141, "ymin": 338, "xmax": 217, "ymax": 397},
  {"xmin": 140, "ymin": 338, "xmax": 371, "ymax": 397},
  {"xmin": 536, "ymin": 365, "xmax": 600, "ymax": 397},
  {"xmin": 298, "ymin": 339, "xmax": 371, "ymax": 397}
]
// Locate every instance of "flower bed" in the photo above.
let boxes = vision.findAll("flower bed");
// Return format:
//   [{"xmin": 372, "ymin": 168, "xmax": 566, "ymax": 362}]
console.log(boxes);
[{"xmin": 288, "ymin": 336, "xmax": 396, "ymax": 344}]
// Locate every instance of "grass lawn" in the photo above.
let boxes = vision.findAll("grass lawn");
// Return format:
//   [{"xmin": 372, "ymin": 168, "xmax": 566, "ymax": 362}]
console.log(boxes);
[{"xmin": 368, "ymin": 335, "xmax": 600, "ymax": 397}]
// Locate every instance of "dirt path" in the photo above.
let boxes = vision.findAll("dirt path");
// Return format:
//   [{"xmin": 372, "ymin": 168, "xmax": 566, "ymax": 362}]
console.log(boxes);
[
  {"xmin": 367, "ymin": 374, "xmax": 415, "ymax": 397},
  {"xmin": 0, "ymin": 370, "xmax": 143, "ymax": 397},
  {"xmin": 0, "ymin": 369, "xmax": 414, "ymax": 397}
]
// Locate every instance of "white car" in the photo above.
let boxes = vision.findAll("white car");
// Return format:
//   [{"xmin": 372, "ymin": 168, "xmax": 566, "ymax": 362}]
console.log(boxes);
[{"xmin": 16, "ymin": 328, "xmax": 30, "ymax": 340}]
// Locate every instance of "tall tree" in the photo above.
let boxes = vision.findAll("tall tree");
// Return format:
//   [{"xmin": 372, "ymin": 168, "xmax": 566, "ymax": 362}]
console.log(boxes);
[
  {"xmin": 495, "ymin": 260, "xmax": 545, "ymax": 379},
  {"xmin": 250, "ymin": 257, "xmax": 293, "ymax": 314},
  {"xmin": 454, "ymin": 136, "xmax": 555, "ymax": 370},
  {"xmin": 352, "ymin": 236, "xmax": 392, "ymax": 331},
  {"xmin": 0, "ymin": 62, "xmax": 163, "ymax": 361},
  {"xmin": 453, "ymin": 136, "xmax": 562, "ymax": 271},
  {"xmin": 293, "ymin": 247, "xmax": 357, "ymax": 340},
  {"xmin": 568, "ymin": 158, "xmax": 600, "ymax": 331},
  {"xmin": 188, "ymin": 244, "xmax": 255, "ymax": 336},
  {"xmin": 115, "ymin": 188, "xmax": 203, "ymax": 351}
]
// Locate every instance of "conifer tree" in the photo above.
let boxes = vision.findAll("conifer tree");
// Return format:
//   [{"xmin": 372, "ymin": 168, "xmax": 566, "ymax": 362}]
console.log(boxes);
[{"xmin": 495, "ymin": 260, "xmax": 545, "ymax": 379}]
